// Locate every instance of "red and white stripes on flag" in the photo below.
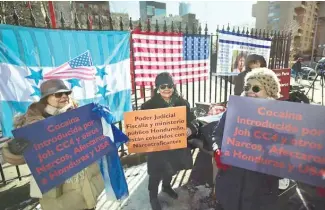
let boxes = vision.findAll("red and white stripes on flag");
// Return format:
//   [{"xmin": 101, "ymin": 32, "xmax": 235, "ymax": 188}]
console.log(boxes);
[
  {"xmin": 132, "ymin": 31, "xmax": 210, "ymax": 86},
  {"xmin": 44, "ymin": 51, "xmax": 96, "ymax": 81}
]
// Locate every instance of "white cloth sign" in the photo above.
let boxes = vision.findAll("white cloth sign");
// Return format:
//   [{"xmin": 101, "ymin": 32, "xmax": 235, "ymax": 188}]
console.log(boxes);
[{"xmin": 217, "ymin": 31, "xmax": 272, "ymax": 76}]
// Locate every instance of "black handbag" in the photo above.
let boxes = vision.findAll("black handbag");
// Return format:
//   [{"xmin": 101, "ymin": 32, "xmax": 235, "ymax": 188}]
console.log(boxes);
[{"xmin": 7, "ymin": 138, "xmax": 30, "ymax": 155}]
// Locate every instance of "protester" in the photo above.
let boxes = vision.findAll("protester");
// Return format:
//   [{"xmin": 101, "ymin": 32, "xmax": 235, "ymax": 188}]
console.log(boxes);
[
  {"xmin": 233, "ymin": 54, "xmax": 267, "ymax": 95},
  {"xmin": 2, "ymin": 79, "xmax": 104, "ymax": 210},
  {"xmin": 211, "ymin": 68, "xmax": 281, "ymax": 210},
  {"xmin": 292, "ymin": 56, "xmax": 303, "ymax": 82},
  {"xmin": 140, "ymin": 72, "xmax": 199, "ymax": 210}
]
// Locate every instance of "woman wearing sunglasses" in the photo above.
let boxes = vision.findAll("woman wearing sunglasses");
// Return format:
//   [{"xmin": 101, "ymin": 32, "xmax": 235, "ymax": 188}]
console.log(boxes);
[
  {"xmin": 211, "ymin": 68, "xmax": 282, "ymax": 210},
  {"xmin": 141, "ymin": 72, "xmax": 198, "ymax": 210},
  {"xmin": 2, "ymin": 79, "xmax": 103, "ymax": 210}
]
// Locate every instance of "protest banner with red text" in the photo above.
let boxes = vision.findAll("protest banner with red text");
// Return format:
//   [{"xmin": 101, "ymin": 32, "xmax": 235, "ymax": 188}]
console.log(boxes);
[
  {"xmin": 124, "ymin": 106, "xmax": 187, "ymax": 153},
  {"xmin": 221, "ymin": 96, "xmax": 325, "ymax": 187},
  {"xmin": 273, "ymin": 68, "xmax": 291, "ymax": 100},
  {"xmin": 12, "ymin": 103, "xmax": 112, "ymax": 193}
]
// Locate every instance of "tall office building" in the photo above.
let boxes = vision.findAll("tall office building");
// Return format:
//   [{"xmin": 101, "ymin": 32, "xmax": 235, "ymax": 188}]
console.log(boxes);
[
  {"xmin": 139, "ymin": 1, "xmax": 166, "ymax": 20},
  {"xmin": 252, "ymin": 1, "xmax": 320, "ymax": 58},
  {"xmin": 179, "ymin": 2, "xmax": 191, "ymax": 16}
]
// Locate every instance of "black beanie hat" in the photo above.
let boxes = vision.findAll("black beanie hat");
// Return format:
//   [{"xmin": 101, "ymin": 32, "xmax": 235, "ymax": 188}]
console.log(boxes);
[{"xmin": 155, "ymin": 72, "xmax": 174, "ymax": 87}]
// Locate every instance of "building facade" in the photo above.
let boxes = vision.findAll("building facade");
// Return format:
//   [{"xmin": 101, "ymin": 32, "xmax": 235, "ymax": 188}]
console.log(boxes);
[
  {"xmin": 139, "ymin": 1, "xmax": 166, "ymax": 20},
  {"xmin": 179, "ymin": 2, "xmax": 191, "ymax": 16},
  {"xmin": 252, "ymin": 1, "xmax": 320, "ymax": 59}
]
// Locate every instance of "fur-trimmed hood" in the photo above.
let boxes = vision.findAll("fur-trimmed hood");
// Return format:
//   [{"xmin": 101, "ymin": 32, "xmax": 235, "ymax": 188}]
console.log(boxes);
[
  {"xmin": 13, "ymin": 100, "xmax": 76, "ymax": 129},
  {"xmin": 13, "ymin": 102, "xmax": 45, "ymax": 129}
]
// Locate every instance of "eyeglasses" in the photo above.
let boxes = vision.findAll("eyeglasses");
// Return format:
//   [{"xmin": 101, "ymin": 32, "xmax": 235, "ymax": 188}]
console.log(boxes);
[
  {"xmin": 53, "ymin": 91, "xmax": 72, "ymax": 98},
  {"xmin": 244, "ymin": 85, "xmax": 262, "ymax": 93},
  {"xmin": 159, "ymin": 84, "xmax": 173, "ymax": 90}
]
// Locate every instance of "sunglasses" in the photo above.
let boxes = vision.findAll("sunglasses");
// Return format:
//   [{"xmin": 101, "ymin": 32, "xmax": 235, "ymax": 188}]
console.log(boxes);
[
  {"xmin": 244, "ymin": 85, "xmax": 262, "ymax": 93},
  {"xmin": 53, "ymin": 91, "xmax": 72, "ymax": 98},
  {"xmin": 159, "ymin": 84, "xmax": 174, "ymax": 90}
]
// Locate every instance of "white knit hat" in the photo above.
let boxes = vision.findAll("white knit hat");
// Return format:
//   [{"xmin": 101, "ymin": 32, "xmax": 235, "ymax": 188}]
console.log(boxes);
[{"xmin": 244, "ymin": 67, "xmax": 281, "ymax": 99}]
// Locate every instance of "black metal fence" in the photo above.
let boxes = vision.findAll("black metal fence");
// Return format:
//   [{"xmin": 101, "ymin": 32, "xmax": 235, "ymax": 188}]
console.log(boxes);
[{"xmin": 0, "ymin": 5, "xmax": 292, "ymax": 185}]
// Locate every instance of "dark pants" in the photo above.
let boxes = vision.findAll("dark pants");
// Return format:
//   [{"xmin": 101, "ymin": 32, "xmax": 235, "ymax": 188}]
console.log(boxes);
[{"xmin": 148, "ymin": 174, "xmax": 173, "ymax": 199}]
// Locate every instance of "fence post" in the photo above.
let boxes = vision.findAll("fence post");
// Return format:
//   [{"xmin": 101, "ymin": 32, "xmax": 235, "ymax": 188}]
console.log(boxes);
[
  {"xmin": 198, "ymin": 24, "xmax": 202, "ymax": 104},
  {"xmin": 155, "ymin": 19, "xmax": 159, "ymax": 32},
  {"xmin": 98, "ymin": 15, "xmax": 103, "ymax": 30},
  {"xmin": 60, "ymin": 11, "xmax": 65, "ymax": 29},
  {"xmin": 13, "ymin": 7, "xmax": 20, "ymax": 25},
  {"xmin": 185, "ymin": 23, "xmax": 189, "ymax": 101},
  {"xmin": 178, "ymin": 22, "xmax": 183, "ymax": 94},
  {"xmin": 204, "ymin": 23, "xmax": 208, "ymax": 103},
  {"xmin": 119, "ymin": 16, "xmax": 123, "ymax": 31},
  {"xmin": 87, "ymin": 14, "xmax": 92, "ymax": 30},
  {"xmin": 191, "ymin": 21, "xmax": 196, "ymax": 107},
  {"xmin": 74, "ymin": 13, "xmax": 80, "ymax": 29},
  {"xmin": 284, "ymin": 31, "xmax": 292, "ymax": 68},
  {"xmin": 163, "ymin": 20, "xmax": 167, "ymax": 32},
  {"xmin": 45, "ymin": 10, "xmax": 51, "ymax": 28},
  {"xmin": 108, "ymin": 14, "xmax": 113, "ymax": 30},
  {"xmin": 29, "ymin": 7, "xmax": 36, "ymax": 27}
]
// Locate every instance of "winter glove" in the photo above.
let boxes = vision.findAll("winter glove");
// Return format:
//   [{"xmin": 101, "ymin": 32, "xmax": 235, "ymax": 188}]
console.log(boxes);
[
  {"xmin": 187, "ymin": 119, "xmax": 201, "ymax": 137},
  {"xmin": 8, "ymin": 137, "xmax": 30, "ymax": 155},
  {"xmin": 92, "ymin": 103, "xmax": 116, "ymax": 124},
  {"xmin": 214, "ymin": 149, "xmax": 231, "ymax": 170}
]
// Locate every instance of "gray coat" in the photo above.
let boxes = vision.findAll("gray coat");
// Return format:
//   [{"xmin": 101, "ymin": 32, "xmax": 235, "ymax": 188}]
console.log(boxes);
[
  {"xmin": 141, "ymin": 94, "xmax": 196, "ymax": 177},
  {"xmin": 233, "ymin": 70, "xmax": 250, "ymax": 96},
  {"xmin": 212, "ymin": 111, "xmax": 280, "ymax": 210}
]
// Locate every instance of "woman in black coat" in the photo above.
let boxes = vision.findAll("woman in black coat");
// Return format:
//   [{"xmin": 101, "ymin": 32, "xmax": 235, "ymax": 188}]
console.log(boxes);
[{"xmin": 141, "ymin": 72, "xmax": 198, "ymax": 210}]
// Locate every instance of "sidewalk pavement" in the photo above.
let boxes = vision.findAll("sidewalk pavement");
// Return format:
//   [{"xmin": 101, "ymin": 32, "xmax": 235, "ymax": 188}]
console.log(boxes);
[{"xmin": 1, "ymin": 148, "xmax": 218, "ymax": 210}]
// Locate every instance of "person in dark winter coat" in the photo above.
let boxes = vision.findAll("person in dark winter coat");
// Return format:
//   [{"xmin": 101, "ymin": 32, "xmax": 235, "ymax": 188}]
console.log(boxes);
[
  {"xmin": 141, "ymin": 72, "xmax": 198, "ymax": 210},
  {"xmin": 292, "ymin": 56, "xmax": 303, "ymax": 82},
  {"xmin": 211, "ymin": 68, "xmax": 282, "ymax": 210},
  {"xmin": 233, "ymin": 54, "xmax": 267, "ymax": 96}
]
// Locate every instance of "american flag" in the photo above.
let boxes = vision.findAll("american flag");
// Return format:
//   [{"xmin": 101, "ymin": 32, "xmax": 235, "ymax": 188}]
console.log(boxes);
[
  {"xmin": 132, "ymin": 31, "xmax": 210, "ymax": 86},
  {"xmin": 44, "ymin": 51, "xmax": 96, "ymax": 80}
]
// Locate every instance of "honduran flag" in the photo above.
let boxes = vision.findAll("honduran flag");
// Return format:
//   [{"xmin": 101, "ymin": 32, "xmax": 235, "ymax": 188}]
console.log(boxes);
[{"xmin": 0, "ymin": 25, "xmax": 132, "ymax": 137}]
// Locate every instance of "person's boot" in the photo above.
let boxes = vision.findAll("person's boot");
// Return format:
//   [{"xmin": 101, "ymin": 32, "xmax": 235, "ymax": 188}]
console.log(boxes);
[
  {"xmin": 149, "ymin": 191, "xmax": 162, "ymax": 210},
  {"xmin": 162, "ymin": 185, "xmax": 178, "ymax": 199},
  {"xmin": 150, "ymin": 197, "xmax": 162, "ymax": 210}
]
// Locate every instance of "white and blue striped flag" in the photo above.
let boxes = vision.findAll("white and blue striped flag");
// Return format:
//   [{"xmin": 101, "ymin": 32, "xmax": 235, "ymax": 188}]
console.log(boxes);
[{"xmin": 0, "ymin": 25, "xmax": 132, "ymax": 137}]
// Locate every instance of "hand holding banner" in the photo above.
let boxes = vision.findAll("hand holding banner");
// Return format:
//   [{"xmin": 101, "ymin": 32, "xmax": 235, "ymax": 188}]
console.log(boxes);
[
  {"xmin": 124, "ymin": 106, "xmax": 187, "ymax": 153},
  {"xmin": 12, "ymin": 103, "xmax": 113, "ymax": 193},
  {"xmin": 221, "ymin": 96, "xmax": 325, "ymax": 187}
]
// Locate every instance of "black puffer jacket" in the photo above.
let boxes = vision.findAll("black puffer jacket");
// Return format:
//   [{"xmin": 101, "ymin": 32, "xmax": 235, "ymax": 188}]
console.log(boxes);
[
  {"xmin": 141, "ymin": 94, "xmax": 197, "ymax": 177},
  {"xmin": 211, "ymin": 111, "xmax": 280, "ymax": 210}
]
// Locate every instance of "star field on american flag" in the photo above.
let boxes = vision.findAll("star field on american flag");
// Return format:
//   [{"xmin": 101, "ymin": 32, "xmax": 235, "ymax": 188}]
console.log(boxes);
[{"xmin": 68, "ymin": 51, "xmax": 93, "ymax": 68}]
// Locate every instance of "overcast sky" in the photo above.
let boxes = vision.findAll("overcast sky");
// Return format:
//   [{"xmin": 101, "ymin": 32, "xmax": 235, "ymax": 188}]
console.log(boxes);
[{"xmin": 110, "ymin": 1, "xmax": 257, "ymax": 33}]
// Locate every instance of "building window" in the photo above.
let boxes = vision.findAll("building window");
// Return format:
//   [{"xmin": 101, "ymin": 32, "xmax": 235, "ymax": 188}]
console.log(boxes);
[{"xmin": 79, "ymin": 3, "xmax": 84, "ymax": 9}]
